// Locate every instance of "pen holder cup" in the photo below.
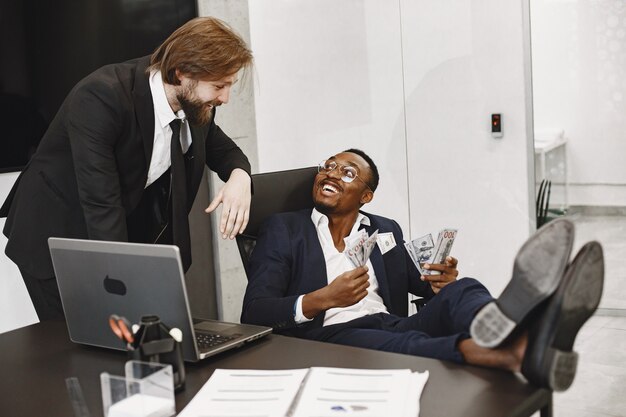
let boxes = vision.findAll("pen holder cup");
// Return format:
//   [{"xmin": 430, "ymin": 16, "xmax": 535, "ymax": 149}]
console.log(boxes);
[
  {"xmin": 100, "ymin": 360, "xmax": 175, "ymax": 417},
  {"xmin": 129, "ymin": 315, "xmax": 186, "ymax": 391}
]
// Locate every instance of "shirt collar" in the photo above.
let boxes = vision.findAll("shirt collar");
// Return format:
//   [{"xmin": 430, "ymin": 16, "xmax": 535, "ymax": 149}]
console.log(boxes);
[
  {"xmin": 311, "ymin": 208, "xmax": 371, "ymax": 229},
  {"xmin": 149, "ymin": 70, "xmax": 186, "ymax": 128}
]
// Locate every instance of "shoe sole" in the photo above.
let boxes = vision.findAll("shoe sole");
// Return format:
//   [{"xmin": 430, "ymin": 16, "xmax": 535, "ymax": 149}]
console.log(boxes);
[
  {"xmin": 470, "ymin": 218, "xmax": 575, "ymax": 348},
  {"xmin": 523, "ymin": 241, "xmax": 604, "ymax": 391}
]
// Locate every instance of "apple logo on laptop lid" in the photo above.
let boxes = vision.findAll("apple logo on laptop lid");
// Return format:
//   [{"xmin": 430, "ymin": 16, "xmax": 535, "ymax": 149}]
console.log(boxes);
[{"xmin": 103, "ymin": 275, "xmax": 127, "ymax": 296}]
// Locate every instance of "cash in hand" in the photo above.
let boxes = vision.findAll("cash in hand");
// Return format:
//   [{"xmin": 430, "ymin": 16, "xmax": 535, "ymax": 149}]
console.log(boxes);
[
  {"xmin": 344, "ymin": 229, "xmax": 379, "ymax": 267},
  {"xmin": 405, "ymin": 228, "xmax": 457, "ymax": 275}
]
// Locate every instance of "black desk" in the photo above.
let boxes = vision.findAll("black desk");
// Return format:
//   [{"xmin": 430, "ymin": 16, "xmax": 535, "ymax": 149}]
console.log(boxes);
[{"xmin": 0, "ymin": 321, "xmax": 551, "ymax": 417}]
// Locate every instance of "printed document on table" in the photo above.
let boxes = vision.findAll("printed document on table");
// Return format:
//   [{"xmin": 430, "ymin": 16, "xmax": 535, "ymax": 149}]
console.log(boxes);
[
  {"xmin": 177, "ymin": 368, "xmax": 308, "ymax": 417},
  {"xmin": 292, "ymin": 367, "xmax": 429, "ymax": 417}
]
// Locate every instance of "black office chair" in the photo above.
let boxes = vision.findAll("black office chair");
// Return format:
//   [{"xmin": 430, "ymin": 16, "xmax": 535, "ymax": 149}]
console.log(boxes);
[
  {"xmin": 236, "ymin": 165, "xmax": 426, "ymax": 314},
  {"xmin": 236, "ymin": 166, "xmax": 318, "ymax": 276},
  {"xmin": 536, "ymin": 178, "xmax": 568, "ymax": 229},
  {"xmin": 536, "ymin": 179, "xmax": 552, "ymax": 228}
]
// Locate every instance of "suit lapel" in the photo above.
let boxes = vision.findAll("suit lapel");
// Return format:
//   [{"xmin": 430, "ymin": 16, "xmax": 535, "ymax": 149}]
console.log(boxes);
[
  {"xmin": 132, "ymin": 56, "xmax": 156, "ymax": 168},
  {"xmin": 303, "ymin": 219, "xmax": 328, "ymax": 293},
  {"xmin": 301, "ymin": 216, "xmax": 330, "ymax": 327}
]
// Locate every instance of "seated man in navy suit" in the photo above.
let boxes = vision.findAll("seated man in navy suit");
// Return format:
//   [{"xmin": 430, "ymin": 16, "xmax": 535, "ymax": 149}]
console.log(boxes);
[{"xmin": 241, "ymin": 148, "xmax": 604, "ymax": 391}]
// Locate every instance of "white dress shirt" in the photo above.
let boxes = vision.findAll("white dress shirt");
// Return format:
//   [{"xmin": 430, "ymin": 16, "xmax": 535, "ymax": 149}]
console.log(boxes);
[
  {"xmin": 146, "ymin": 70, "xmax": 192, "ymax": 187},
  {"xmin": 294, "ymin": 209, "xmax": 389, "ymax": 326}
]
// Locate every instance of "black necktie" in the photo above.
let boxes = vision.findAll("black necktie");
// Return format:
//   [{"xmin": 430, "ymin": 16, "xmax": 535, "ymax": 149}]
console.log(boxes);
[{"xmin": 170, "ymin": 119, "xmax": 192, "ymax": 271}]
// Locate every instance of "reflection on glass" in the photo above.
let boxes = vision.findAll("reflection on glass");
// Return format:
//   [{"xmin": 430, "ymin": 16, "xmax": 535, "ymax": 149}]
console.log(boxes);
[{"xmin": 531, "ymin": 0, "xmax": 626, "ymax": 310}]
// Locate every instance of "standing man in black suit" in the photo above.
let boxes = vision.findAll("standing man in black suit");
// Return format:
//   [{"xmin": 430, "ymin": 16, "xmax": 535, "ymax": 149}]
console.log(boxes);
[{"xmin": 1, "ymin": 17, "xmax": 254, "ymax": 321}]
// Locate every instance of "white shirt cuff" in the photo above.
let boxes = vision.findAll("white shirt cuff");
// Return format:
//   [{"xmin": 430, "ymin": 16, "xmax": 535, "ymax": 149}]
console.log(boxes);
[{"xmin": 293, "ymin": 295, "xmax": 314, "ymax": 324}]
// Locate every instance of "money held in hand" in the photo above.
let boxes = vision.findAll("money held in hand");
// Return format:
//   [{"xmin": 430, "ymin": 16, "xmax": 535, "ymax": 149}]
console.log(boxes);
[
  {"xmin": 344, "ymin": 229, "xmax": 379, "ymax": 267},
  {"xmin": 405, "ymin": 229, "xmax": 457, "ymax": 275}
]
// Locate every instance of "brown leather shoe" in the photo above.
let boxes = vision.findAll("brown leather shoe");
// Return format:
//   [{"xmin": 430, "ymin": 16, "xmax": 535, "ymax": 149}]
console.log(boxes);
[
  {"xmin": 521, "ymin": 241, "xmax": 604, "ymax": 391},
  {"xmin": 470, "ymin": 218, "xmax": 575, "ymax": 348}
]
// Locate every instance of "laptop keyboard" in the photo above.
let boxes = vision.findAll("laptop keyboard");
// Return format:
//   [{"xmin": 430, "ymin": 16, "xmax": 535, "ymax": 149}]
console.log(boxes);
[{"xmin": 196, "ymin": 331, "xmax": 239, "ymax": 351}]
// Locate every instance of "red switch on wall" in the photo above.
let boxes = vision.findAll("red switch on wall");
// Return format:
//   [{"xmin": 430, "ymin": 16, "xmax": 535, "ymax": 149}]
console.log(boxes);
[{"xmin": 491, "ymin": 114, "xmax": 503, "ymax": 138}]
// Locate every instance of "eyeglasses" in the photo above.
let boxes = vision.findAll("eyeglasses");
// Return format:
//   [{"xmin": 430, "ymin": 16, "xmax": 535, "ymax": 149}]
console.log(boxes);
[{"xmin": 318, "ymin": 160, "xmax": 372, "ymax": 191}]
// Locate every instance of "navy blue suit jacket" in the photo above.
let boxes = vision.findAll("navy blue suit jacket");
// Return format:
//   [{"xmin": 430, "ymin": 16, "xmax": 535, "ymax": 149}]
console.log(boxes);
[{"xmin": 241, "ymin": 209, "xmax": 435, "ymax": 338}]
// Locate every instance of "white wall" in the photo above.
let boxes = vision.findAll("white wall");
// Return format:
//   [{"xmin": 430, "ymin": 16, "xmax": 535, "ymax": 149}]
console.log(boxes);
[
  {"xmin": 0, "ymin": 172, "xmax": 39, "ymax": 334},
  {"xmin": 248, "ymin": 0, "xmax": 534, "ymax": 297},
  {"xmin": 249, "ymin": 0, "xmax": 411, "ymax": 229},
  {"xmin": 400, "ymin": 0, "xmax": 535, "ymax": 294},
  {"xmin": 531, "ymin": 0, "xmax": 626, "ymax": 207}
]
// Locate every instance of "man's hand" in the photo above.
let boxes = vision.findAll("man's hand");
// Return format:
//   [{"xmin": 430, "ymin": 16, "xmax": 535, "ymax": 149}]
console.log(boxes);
[
  {"xmin": 302, "ymin": 266, "xmax": 370, "ymax": 319},
  {"xmin": 421, "ymin": 256, "xmax": 459, "ymax": 294},
  {"xmin": 325, "ymin": 266, "xmax": 370, "ymax": 308},
  {"xmin": 205, "ymin": 168, "xmax": 251, "ymax": 239}
]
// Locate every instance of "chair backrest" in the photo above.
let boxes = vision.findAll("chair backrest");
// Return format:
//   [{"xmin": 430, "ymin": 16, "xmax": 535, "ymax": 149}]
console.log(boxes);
[
  {"xmin": 536, "ymin": 179, "xmax": 552, "ymax": 228},
  {"xmin": 236, "ymin": 166, "xmax": 318, "ymax": 277}
]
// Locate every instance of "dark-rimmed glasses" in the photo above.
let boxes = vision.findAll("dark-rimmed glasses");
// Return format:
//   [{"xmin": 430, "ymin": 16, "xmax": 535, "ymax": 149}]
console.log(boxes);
[{"xmin": 318, "ymin": 160, "xmax": 372, "ymax": 191}]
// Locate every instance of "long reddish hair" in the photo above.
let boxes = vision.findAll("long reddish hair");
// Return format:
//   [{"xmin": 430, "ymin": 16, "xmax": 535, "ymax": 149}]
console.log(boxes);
[{"xmin": 149, "ymin": 17, "xmax": 253, "ymax": 85}]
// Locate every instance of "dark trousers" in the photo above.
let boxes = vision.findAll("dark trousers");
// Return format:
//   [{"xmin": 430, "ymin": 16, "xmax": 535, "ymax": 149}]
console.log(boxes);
[
  {"xmin": 306, "ymin": 278, "xmax": 494, "ymax": 363},
  {"xmin": 20, "ymin": 267, "xmax": 65, "ymax": 321}
]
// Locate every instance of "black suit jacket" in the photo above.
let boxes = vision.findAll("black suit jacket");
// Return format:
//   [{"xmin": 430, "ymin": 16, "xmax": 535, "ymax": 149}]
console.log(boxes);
[
  {"xmin": 241, "ymin": 209, "xmax": 435, "ymax": 339},
  {"xmin": 1, "ymin": 56, "xmax": 250, "ymax": 279}
]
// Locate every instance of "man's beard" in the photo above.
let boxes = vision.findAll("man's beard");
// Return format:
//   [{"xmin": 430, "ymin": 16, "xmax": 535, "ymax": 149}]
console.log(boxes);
[
  {"xmin": 313, "ymin": 193, "xmax": 335, "ymax": 216},
  {"xmin": 313, "ymin": 201, "xmax": 333, "ymax": 216},
  {"xmin": 177, "ymin": 88, "xmax": 216, "ymax": 126}
]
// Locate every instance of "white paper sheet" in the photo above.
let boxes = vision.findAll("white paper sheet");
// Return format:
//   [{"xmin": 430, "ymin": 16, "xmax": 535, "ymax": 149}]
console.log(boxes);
[
  {"xmin": 292, "ymin": 367, "xmax": 429, "ymax": 417},
  {"xmin": 178, "ymin": 367, "xmax": 428, "ymax": 417},
  {"xmin": 177, "ymin": 369, "xmax": 309, "ymax": 417}
]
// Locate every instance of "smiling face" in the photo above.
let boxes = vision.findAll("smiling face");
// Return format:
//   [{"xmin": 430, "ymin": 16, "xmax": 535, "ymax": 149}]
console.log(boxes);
[
  {"xmin": 313, "ymin": 152, "xmax": 374, "ymax": 217},
  {"xmin": 175, "ymin": 72, "xmax": 238, "ymax": 125}
]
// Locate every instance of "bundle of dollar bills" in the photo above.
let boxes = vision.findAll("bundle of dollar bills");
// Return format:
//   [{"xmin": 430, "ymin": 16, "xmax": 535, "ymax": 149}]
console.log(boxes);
[
  {"xmin": 404, "ymin": 229, "xmax": 457, "ymax": 275},
  {"xmin": 344, "ymin": 229, "xmax": 379, "ymax": 267}
]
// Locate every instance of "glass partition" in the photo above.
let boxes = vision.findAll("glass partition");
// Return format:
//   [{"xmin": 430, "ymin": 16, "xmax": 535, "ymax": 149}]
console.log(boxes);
[{"xmin": 531, "ymin": 0, "xmax": 626, "ymax": 312}]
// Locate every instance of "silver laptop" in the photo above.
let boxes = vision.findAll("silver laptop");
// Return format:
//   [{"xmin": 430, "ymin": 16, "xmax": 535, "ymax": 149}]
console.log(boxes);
[{"xmin": 48, "ymin": 237, "xmax": 271, "ymax": 362}]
